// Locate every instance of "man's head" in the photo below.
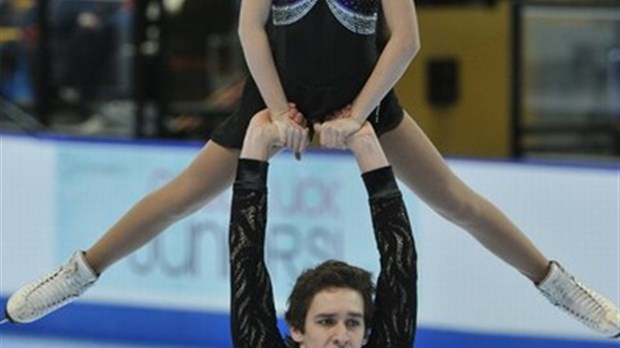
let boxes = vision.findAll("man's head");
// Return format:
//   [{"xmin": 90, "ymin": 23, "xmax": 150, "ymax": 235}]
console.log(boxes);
[{"xmin": 285, "ymin": 260, "xmax": 375, "ymax": 347}]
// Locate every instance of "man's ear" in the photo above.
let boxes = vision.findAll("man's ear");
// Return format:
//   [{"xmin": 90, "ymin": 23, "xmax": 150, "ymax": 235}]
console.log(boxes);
[
  {"xmin": 291, "ymin": 327, "xmax": 305, "ymax": 343},
  {"xmin": 362, "ymin": 328, "xmax": 370, "ymax": 345}
]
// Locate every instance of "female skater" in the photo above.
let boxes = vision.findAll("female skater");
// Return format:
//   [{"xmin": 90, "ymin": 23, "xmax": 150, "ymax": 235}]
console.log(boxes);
[
  {"xmin": 6, "ymin": 0, "xmax": 619, "ymax": 337},
  {"xmin": 229, "ymin": 111, "xmax": 416, "ymax": 347}
]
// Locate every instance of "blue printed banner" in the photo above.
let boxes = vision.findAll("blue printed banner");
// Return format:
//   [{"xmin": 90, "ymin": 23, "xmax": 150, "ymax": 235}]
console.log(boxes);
[
  {"xmin": 55, "ymin": 142, "xmax": 416, "ymax": 311},
  {"xmin": 3, "ymin": 134, "xmax": 617, "ymax": 342}
]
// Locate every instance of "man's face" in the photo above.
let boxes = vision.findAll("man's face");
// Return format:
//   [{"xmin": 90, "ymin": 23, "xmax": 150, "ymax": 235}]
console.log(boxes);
[{"xmin": 291, "ymin": 287, "xmax": 368, "ymax": 348}]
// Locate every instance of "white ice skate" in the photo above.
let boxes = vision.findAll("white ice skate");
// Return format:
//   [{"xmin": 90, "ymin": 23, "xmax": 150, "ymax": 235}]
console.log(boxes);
[
  {"xmin": 5, "ymin": 251, "xmax": 98, "ymax": 323},
  {"xmin": 537, "ymin": 261, "xmax": 620, "ymax": 338}
]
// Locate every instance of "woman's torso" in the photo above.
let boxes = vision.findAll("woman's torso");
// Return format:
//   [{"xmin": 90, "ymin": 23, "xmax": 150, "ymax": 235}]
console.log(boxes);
[{"xmin": 268, "ymin": 0, "xmax": 382, "ymax": 120}]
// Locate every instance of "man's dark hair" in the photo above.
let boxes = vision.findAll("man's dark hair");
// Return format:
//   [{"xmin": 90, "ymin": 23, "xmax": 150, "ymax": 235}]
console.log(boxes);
[{"xmin": 284, "ymin": 260, "xmax": 376, "ymax": 333}]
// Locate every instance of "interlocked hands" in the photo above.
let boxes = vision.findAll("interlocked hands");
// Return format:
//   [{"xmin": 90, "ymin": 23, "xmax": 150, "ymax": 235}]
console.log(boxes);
[{"xmin": 250, "ymin": 104, "xmax": 368, "ymax": 159}]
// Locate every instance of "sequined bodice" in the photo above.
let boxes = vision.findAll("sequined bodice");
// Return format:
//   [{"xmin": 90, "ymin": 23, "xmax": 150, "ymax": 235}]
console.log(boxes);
[
  {"xmin": 264, "ymin": 0, "xmax": 383, "ymax": 120},
  {"xmin": 272, "ymin": 0, "xmax": 379, "ymax": 35}
]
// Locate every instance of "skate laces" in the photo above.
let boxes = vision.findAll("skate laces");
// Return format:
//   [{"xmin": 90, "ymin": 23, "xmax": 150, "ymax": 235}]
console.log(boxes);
[
  {"xmin": 540, "ymin": 262, "xmax": 615, "ymax": 332},
  {"xmin": 558, "ymin": 277, "xmax": 608, "ymax": 328},
  {"xmin": 21, "ymin": 255, "xmax": 96, "ymax": 317}
]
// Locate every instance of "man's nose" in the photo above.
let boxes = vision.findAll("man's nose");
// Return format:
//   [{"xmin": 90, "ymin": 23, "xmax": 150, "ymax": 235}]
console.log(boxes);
[{"xmin": 332, "ymin": 323, "xmax": 350, "ymax": 345}]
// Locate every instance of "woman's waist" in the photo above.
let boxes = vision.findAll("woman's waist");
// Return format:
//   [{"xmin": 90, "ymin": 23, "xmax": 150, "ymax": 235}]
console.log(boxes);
[
  {"xmin": 283, "ymin": 80, "xmax": 364, "ymax": 122},
  {"xmin": 273, "ymin": 31, "xmax": 378, "ymax": 81},
  {"xmin": 276, "ymin": 53, "xmax": 374, "ymax": 86}
]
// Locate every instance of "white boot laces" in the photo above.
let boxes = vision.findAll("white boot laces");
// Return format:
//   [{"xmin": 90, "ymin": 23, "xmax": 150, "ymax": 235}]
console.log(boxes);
[
  {"xmin": 540, "ymin": 263, "xmax": 612, "ymax": 333},
  {"xmin": 23, "ymin": 257, "xmax": 95, "ymax": 318}
]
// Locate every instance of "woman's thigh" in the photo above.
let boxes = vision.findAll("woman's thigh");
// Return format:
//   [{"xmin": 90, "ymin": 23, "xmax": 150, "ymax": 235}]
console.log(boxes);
[{"xmin": 379, "ymin": 111, "xmax": 476, "ymax": 217}]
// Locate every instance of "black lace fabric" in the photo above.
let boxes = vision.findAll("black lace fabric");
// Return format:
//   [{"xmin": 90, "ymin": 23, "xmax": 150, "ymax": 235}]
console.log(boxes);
[
  {"xmin": 229, "ymin": 160, "xmax": 417, "ymax": 347},
  {"xmin": 364, "ymin": 189, "xmax": 418, "ymax": 347}
]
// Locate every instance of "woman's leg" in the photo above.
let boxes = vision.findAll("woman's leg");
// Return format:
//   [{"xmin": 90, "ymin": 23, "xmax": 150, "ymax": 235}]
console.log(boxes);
[
  {"xmin": 379, "ymin": 113, "xmax": 620, "ymax": 337},
  {"xmin": 5, "ymin": 140, "xmax": 240, "ymax": 324},
  {"xmin": 379, "ymin": 112, "xmax": 549, "ymax": 282},
  {"xmin": 86, "ymin": 140, "xmax": 240, "ymax": 273}
]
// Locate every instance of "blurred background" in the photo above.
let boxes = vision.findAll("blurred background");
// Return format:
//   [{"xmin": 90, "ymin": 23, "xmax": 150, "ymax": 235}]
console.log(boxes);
[
  {"xmin": 1, "ymin": 0, "xmax": 619, "ymax": 347},
  {"xmin": 1, "ymin": 0, "xmax": 618, "ymax": 162}
]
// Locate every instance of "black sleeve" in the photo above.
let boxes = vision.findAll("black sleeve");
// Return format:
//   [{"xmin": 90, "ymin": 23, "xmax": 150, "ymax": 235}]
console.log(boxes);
[
  {"xmin": 229, "ymin": 159, "xmax": 288, "ymax": 348},
  {"xmin": 362, "ymin": 167, "xmax": 418, "ymax": 347}
]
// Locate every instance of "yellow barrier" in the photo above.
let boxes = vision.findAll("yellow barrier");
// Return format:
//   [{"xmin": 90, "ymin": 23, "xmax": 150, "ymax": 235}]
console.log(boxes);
[{"xmin": 396, "ymin": 2, "xmax": 512, "ymax": 158}]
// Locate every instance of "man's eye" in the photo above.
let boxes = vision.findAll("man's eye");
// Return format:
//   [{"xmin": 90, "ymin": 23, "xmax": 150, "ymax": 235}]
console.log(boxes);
[
  {"xmin": 346, "ymin": 319, "xmax": 362, "ymax": 328},
  {"xmin": 318, "ymin": 318, "xmax": 335, "ymax": 326}
]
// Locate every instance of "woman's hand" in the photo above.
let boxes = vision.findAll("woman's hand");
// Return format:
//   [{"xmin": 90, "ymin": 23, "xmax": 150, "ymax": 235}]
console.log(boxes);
[
  {"xmin": 313, "ymin": 105, "xmax": 364, "ymax": 150},
  {"xmin": 241, "ymin": 107, "xmax": 306, "ymax": 161},
  {"xmin": 271, "ymin": 103, "xmax": 309, "ymax": 159}
]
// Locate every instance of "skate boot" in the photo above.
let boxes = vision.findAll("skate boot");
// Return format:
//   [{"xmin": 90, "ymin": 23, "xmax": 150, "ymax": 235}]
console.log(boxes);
[
  {"xmin": 537, "ymin": 261, "xmax": 620, "ymax": 338},
  {"xmin": 5, "ymin": 251, "xmax": 98, "ymax": 323}
]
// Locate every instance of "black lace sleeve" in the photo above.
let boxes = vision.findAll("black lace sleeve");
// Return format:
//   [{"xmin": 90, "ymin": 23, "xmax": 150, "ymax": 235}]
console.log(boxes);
[
  {"xmin": 362, "ymin": 167, "xmax": 418, "ymax": 348},
  {"xmin": 229, "ymin": 159, "xmax": 288, "ymax": 348}
]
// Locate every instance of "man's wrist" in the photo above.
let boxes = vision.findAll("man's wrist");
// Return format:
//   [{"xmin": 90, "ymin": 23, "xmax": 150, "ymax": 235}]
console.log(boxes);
[
  {"xmin": 240, "ymin": 127, "xmax": 276, "ymax": 161},
  {"xmin": 347, "ymin": 124, "xmax": 389, "ymax": 172},
  {"xmin": 349, "ymin": 132, "xmax": 377, "ymax": 155}
]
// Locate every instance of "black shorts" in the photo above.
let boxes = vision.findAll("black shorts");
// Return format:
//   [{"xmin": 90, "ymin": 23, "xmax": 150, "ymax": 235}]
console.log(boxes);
[{"xmin": 210, "ymin": 77, "xmax": 404, "ymax": 149}]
